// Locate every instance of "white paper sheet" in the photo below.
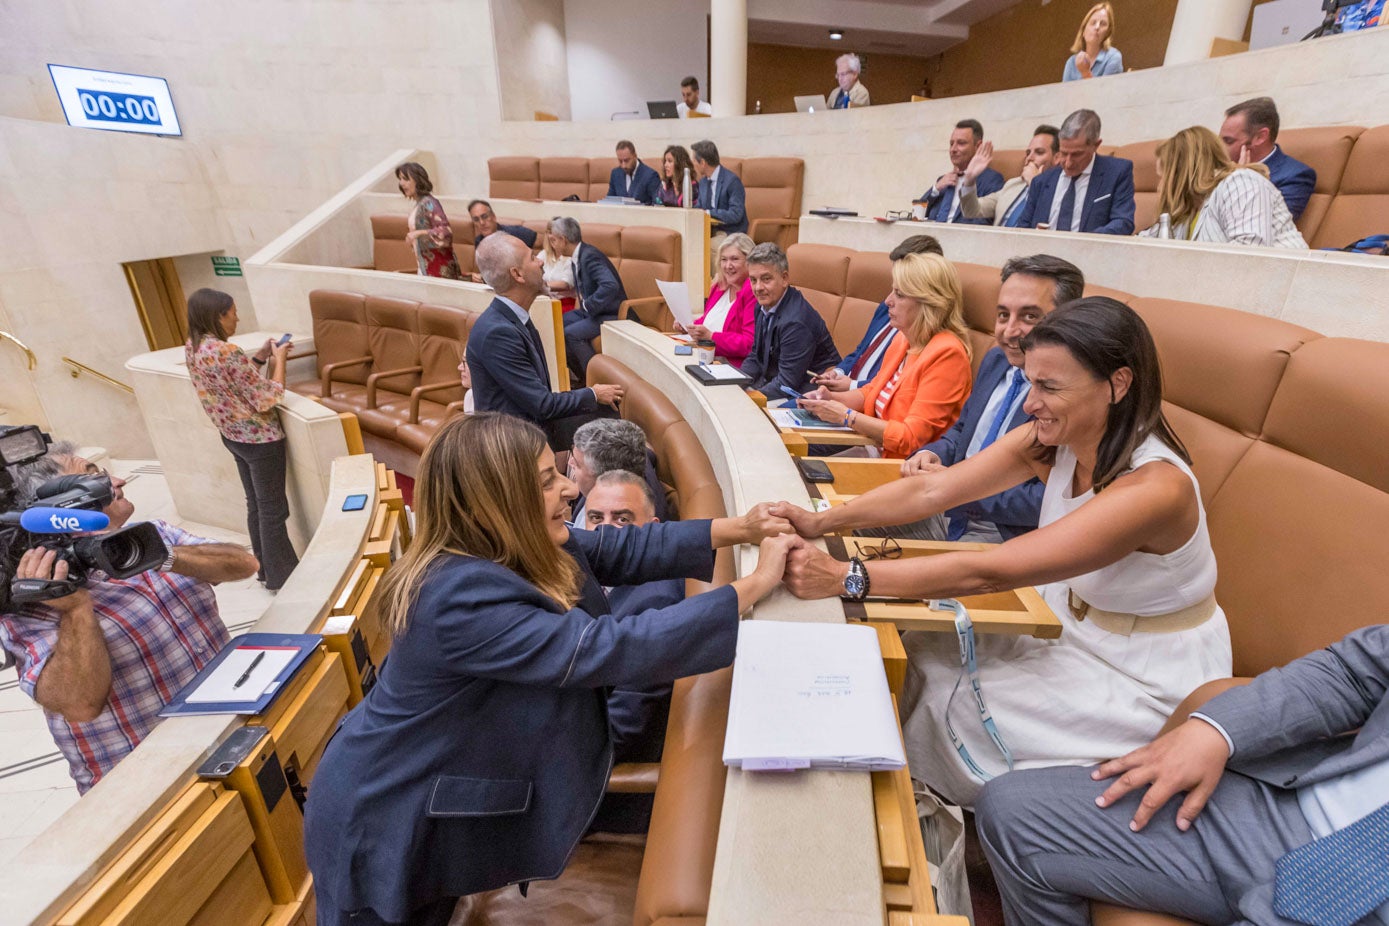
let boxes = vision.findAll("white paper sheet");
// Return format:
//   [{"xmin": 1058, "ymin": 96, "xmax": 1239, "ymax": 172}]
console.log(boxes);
[
  {"xmin": 697, "ymin": 362, "xmax": 748, "ymax": 382},
  {"xmin": 185, "ymin": 646, "xmax": 298, "ymax": 703},
  {"xmin": 655, "ymin": 279, "xmax": 696, "ymax": 329},
  {"xmin": 723, "ymin": 621, "xmax": 906, "ymax": 772}
]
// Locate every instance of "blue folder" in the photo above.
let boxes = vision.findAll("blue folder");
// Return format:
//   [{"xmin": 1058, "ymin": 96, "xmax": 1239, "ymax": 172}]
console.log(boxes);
[{"xmin": 159, "ymin": 632, "xmax": 322, "ymax": 717}]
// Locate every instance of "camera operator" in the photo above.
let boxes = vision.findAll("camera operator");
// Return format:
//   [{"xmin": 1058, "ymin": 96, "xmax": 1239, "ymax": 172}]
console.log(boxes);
[{"xmin": 0, "ymin": 442, "xmax": 258, "ymax": 793}]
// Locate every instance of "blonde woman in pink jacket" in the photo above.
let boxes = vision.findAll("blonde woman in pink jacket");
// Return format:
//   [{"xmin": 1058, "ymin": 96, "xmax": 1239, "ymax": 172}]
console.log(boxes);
[{"xmin": 677, "ymin": 233, "xmax": 758, "ymax": 368}]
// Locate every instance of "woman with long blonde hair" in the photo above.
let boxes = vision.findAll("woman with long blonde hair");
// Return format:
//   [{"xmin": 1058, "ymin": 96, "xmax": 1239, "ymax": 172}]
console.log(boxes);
[
  {"xmin": 1141, "ymin": 126, "xmax": 1306, "ymax": 248},
  {"xmin": 1064, "ymin": 2, "xmax": 1122, "ymax": 81},
  {"xmin": 798, "ymin": 252, "xmax": 973, "ymax": 459},
  {"xmin": 304, "ymin": 413, "xmax": 792, "ymax": 926}
]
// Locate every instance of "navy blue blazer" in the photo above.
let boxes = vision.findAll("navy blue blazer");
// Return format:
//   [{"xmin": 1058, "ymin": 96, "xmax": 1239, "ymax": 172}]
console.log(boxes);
[
  {"xmin": 1017, "ymin": 155, "xmax": 1135, "ymax": 235},
  {"xmin": 918, "ymin": 347, "xmax": 1043, "ymax": 539},
  {"xmin": 740, "ymin": 286, "xmax": 842, "ymax": 398},
  {"xmin": 304, "ymin": 520, "xmax": 735, "ymax": 919},
  {"xmin": 922, "ymin": 168, "xmax": 1004, "ymax": 225},
  {"xmin": 607, "ymin": 163, "xmax": 661, "ymax": 205},
  {"xmin": 836, "ymin": 301, "xmax": 892, "ymax": 382},
  {"xmin": 606, "ymin": 578, "xmax": 683, "ymax": 763},
  {"xmin": 697, "ymin": 167, "xmax": 748, "ymax": 235},
  {"xmin": 475, "ymin": 223, "xmax": 538, "ymax": 249},
  {"xmin": 1263, "ymin": 146, "xmax": 1316, "ymax": 221},
  {"xmin": 570, "ymin": 243, "xmax": 628, "ymax": 325},
  {"xmin": 467, "ymin": 297, "xmax": 599, "ymax": 424}
]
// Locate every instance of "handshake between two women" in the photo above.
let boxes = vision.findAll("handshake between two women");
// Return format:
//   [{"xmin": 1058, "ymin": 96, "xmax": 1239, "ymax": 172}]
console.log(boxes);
[{"xmin": 721, "ymin": 501, "xmax": 858, "ymax": 611}]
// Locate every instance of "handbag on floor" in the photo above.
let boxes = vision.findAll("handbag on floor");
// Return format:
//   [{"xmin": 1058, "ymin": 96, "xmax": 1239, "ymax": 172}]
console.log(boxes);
[{"xmin": 915, "ymin": 779, "xmax": 973, "ymax": 922}]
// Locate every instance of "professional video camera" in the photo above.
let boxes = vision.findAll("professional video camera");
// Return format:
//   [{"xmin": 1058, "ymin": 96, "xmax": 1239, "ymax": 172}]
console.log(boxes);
[{"xmin": 0, "ymin": 424, "xmax": 167, "ymax": 610}]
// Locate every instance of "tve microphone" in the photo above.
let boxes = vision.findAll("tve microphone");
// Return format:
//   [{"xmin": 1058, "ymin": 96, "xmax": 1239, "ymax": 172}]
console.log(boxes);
[{"xmin": 18, "ymin": 507, "xmax": 111, "ymax": 534}]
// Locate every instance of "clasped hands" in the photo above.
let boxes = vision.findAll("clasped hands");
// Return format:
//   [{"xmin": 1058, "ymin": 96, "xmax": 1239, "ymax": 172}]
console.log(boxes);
[{"xmin": 725, "ymin": 502, "xmax": 854, "ymax": 600}]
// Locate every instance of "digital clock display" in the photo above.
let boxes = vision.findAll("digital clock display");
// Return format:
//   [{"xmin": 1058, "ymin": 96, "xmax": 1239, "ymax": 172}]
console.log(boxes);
[{"xmin": 48, "ymin": 64, "xmax": 182, "ymax": 137}]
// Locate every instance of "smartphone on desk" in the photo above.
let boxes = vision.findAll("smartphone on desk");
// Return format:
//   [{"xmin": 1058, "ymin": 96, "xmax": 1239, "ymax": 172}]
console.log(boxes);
[
  {"xmin": 674, "ymin": 344, "xmax": 693, "ymax": 356},
  {"xmin": 797, "ymin": 458, "xmax": 835, "ymax": 483}
]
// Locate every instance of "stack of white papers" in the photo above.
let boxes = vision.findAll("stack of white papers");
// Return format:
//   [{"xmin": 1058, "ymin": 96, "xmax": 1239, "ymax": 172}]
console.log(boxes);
[{"xmin": 723, "ymin": 621, "xmax": 906, "ymax": 772}]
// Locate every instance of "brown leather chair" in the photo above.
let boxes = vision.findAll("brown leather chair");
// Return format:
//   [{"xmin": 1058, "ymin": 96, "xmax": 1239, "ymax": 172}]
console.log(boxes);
[
  {"xmin": 370, "ymin": 214, "xmax": 417, "ymax": 273},
  {"xmin": 1110, "ymin": 140, "xmax": 1160, "ymax": 233},
  {"xmin": 487, "ymin": 156, "xmax": 540, "ymax": 199},
  {"xmin": 954, "ymin": 261, "xmax": 1005, "ymax": 374},
  {"xmin": 786, "ymin": 242, "xmax": 852, "ymax": 334},
  {"xmin": 539, "ymin": 157, "xmax": 591, "ymax": 202},
  {"xmin": 836, "ymin": 250, "xmax": 891, "ymax": 356},
  {"xmin": 1277, "ymin": 125, "xmax": 1365, "ymax": 241},
  {"xmin": 1308, "ymin": 124, "xmax": 1388, "ymax": 249},
  {"xmin": 351, "ymin": 296, "xmax": 423, "ymax": 437},
  {"xmin": 615, "ymin": 225, "xmax": 682, "ymax": 330},
  {"xmin": 396, "ymin": 303, "xmax": 475, "ymax": 454},
  {"xmin": 296, "ymin": 290, "xmax": 371, "ymax": 404},
  {"xmin": 587, "ymin": 156, "xmax": 616, "ymax": 202},
  {"xmin": 741, "ymin": 157, "xmax": 805, "ymax": 250},
  {"xmin": 989, "ymin": 149, "xmax": 1027, "ymax": 185}
]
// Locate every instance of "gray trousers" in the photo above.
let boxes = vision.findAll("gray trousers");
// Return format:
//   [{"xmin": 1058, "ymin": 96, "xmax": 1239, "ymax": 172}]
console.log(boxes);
[{"xmin": 974, "ymin": 764, "xmax": 1314, "ymax": 925}]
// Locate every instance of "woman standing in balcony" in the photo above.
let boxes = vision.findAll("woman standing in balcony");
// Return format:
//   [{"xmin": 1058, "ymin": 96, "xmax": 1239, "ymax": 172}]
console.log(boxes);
[
  {"xmin": 1063, "ymin": 3, "xmax": 1123, "ymax": 82},
  {"xmin": 184, "ymin": 289, "xmax": 299, "ymax": 590},
  {"xmin": 655, "ymin": 144, "xmax": 697, "ymax": 208},
  {"xmin": 675, "ymin": 232, "xmax": 757, "ymax": 367},
  {"xmin": 397, "ymin": 161, "xmax": 464, "ymax": 279}
]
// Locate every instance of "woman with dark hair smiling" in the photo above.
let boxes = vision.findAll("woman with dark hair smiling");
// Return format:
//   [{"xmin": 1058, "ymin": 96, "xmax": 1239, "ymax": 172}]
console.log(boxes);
[
  {"xmin": 396, "ymin": 161, "xmax": 463, "ymax": 279},
  {"xmin": 304, "ymin": 413, "xmax": 792, "ymax": 925},
  {"xmin": 184, "ymin": 288, "xmax": 299, "ymax": 589},
  {"xmin": 775, "ymin": 298, "xmax": 1232, "ymax": 806},
  {"xmin": 655, "ymin": 144, "xmax": 696, "ymax": 207}
]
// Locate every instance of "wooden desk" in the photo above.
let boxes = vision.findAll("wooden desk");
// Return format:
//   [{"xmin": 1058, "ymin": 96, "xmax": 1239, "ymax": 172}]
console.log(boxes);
[{"xmin": 803, "ymin": 456, "xmax": 902, "ymax": 502}]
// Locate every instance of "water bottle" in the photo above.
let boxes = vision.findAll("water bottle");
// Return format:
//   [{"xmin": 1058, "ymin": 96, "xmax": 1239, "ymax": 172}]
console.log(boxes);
[
  {"xmin": 681, "ymin": 167, "xmax": 692, "ymax": 208},
  {"xmin": 1158, "ymin": 212, "xmax": 1172, "ymax": 240}
]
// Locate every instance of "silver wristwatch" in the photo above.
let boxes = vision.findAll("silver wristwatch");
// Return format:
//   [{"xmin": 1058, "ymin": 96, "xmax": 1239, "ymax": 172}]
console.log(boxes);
[
  {"xmin": 158, "ymin": 548, "xmax": 177, "ymax": 573},
  {"xmin": 842, "ymin": 557, "xmax": 869, "ymax": 601}
]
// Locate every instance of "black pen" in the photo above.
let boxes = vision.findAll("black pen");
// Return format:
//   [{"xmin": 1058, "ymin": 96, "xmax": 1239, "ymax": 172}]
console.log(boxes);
[{"xmin": 233, "ymin": 650, "xmax": 266, "ymax": 689}]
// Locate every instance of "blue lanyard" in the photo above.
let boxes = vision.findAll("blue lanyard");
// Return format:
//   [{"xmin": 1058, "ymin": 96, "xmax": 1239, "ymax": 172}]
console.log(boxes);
[{"xmin": 929, "ymin": 598, "xmax": 1015, "ymax": 782}]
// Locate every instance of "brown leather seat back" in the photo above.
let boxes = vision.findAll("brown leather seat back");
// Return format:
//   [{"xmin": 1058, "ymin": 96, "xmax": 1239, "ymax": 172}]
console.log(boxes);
[
  {"xmin": 1278, "ymin": 126, "xmax": 1364, "ymax": 241},
  {"xmin": 308, "ymin": 290, "xmax": 370, "ymax": 385},
  {"xmin": 741, "ymin": 158, "xmax": 805, "ymax": 248},
  {"xmin": 488, "ymin": 157, "xmax": 540, "ymax": 199},
  {"xmin": 618, "ymin": 227, "xmax": 681, "ymax": 302},
  {"xmin": 588, "ymin": 157, "xmax": 615, "ymax": 202},
  {"xmin": 581, "ymin": 223, "xmax": 623, "ymax": 263},
  {"xmin": 1309, "ymin": 124, "xmax": 1389, "ymax": 249},
  {"xmin": 955, "ymin": 262, "xmax": 1001, "ymax": 374},
  {"xmin": 718, "ymin": 157, "xmax": 744, "ymax": 178},
  {"xmin": 539, "ymin": 158, "xmax": 591, "ymax": 202},
  {"xmin": 836, "ymin": 251, "xmax": 892, "ymax": 355},
  {"xmin": 1110, "ymin": 141, "xmax": 1159, "ymax": 232},
  {"xmin": 989, "ymin": 149, "xmax": 1026, "ymax": 183},
  {"xmin": 1082, "ymin": 282, "xmax": 1134, "ymax": 304},
  {"xmin": 417, "ymin": 304, "xmax": 475, "ymax": 404},
  {"xmin": 787, "ymin": 243, "xmax": 851, "ymax": 333},
  {"xmin": 371, "ymin": 215, "xmax": 416, "ymax": 272},
  {"xmin": 1207, "ymin": 337, "xmax": 1389, "ymax": 677},
  {"xmin": 364, "ymin": 296, "xmax": 422, "ymax": 395}
]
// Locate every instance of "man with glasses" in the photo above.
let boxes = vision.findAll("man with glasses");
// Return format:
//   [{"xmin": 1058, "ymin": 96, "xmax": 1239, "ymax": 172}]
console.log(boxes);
[
  {"xmin": 466, "ymin": 199, "xmax": 538, "ymax": 283},
  {"xmin": 828, "ymin": 53, "xmax": 870, "ymax": 109},
  {"xmin": 0, "ymin": 443, "xmax": 259, "ymax": 793}
]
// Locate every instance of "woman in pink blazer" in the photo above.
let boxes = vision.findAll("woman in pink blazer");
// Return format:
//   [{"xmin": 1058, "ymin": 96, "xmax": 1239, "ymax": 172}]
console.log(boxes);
[{"xmin": 678, "ymin": 232, "xmax": 757, "ymax": 368}]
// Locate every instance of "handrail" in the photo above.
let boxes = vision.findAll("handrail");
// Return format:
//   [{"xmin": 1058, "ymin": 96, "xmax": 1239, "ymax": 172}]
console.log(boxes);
[
  {"xmin": 62, "ymin": 357, "xmax": 134, "ymax": 395},
  {"xmin": 0, "ymin": 330, "xmax": 38, "ymax": 370}
]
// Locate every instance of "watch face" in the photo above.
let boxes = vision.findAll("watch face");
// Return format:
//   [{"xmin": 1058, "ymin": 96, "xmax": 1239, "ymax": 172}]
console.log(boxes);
[{"xmin": 844, "ymin": 572, "xmax": 866, "ymax": 598}]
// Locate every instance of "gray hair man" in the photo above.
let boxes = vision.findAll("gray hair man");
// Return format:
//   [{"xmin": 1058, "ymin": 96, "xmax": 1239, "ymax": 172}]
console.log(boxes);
[
  {"xmin": 830, "ymin": 53, "xmax": 870, "ymax": 109},
  {"xmin": 739, "ymin": 243, "xmax": 841, "ymax": 400},
  {"xmin": 568, "ymin": 418, "xmax": 664, "ymax": 525},
  {"xmin": 1012, "ymin": 109, "xmax": 1135, "ymax": 234},
  {"xmin": 549, "ymin": 216, "xmax": 629, "ymax": 383}
]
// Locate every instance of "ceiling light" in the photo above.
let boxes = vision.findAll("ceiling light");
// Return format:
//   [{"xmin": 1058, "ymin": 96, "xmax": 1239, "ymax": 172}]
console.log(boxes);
[{"xmin": 828, "ymin": 29, "xmax": 844, "ymax": 40}]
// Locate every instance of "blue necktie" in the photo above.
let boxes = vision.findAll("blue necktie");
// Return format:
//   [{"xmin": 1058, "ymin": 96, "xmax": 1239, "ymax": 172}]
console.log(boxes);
[
  {"xmin": 835, "ymin": 90, "xmax": 850, "ymax": 109},
  {"xmin": 935, "ymin": 187, "xmax": 956, "ymax": 223},
  {"xmin": 1003, "ymin": 189, "xmax": 1029, "ymax": 227},
  {"xmin": 979, "ymin": 368, "xmax": 1026, "ymax": 450},
  {"xmin": 1055, "ymin": 177, "xmax": 1077, "ymax": 233},
  {"xmin": 1274, "ymin": 800, "xmax": 1389, "ymax": 926}
]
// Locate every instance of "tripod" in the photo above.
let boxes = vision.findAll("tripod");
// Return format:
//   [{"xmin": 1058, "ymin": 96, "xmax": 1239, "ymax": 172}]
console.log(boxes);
[{"xmin": 1303, "ymin": 0, "xmax": 1348, "ymax": 40}]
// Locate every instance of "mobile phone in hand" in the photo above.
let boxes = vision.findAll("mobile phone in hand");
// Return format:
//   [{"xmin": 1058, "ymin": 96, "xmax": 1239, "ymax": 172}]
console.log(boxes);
[
  {"xmin": 780, "ymin": 385, "xmax": 803, "ymax": 401},
  {"xmin": 276, "ymin": 333, "xmax": 293, "ymax": 346}
]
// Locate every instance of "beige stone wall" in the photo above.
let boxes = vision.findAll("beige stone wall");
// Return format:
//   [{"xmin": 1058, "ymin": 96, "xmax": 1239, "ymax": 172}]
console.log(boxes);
[{"xmin": 492, "ymin": 0, "xmax": 573, "ymax": 121}]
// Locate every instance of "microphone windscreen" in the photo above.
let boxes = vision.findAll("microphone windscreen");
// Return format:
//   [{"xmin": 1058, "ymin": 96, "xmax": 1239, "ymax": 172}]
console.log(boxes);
[{"xmin": 19, "ymin": 507, "xmax": 111, "ymax": 534}]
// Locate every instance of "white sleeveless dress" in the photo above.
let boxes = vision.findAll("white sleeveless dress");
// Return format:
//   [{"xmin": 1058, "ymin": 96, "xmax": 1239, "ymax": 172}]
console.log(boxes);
[{"xmin": 898, "ymin": 434, "xmax": 1233, "ymax": 806}]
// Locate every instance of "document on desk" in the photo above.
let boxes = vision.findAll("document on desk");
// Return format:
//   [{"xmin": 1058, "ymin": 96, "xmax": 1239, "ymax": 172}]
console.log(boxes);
[
  {"xmin": 723, "ymin": 621, "xmax": 906, "ymax": 772},
  {"xmin": 767, "ymin": 408, "xmax": 853, "ymax": 431},
  {"xmin": 655, "ymin": 279, "xmax": 695, "ymax": 329},
  {"xmin": 185, "ymin": 646, "xmax": 298, "ymax": 703}
]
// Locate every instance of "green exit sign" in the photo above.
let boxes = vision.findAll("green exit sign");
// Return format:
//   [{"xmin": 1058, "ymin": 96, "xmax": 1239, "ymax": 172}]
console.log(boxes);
[{"xmin": 211, "ymin": 256, "xmax": 242, "ymax": 277}]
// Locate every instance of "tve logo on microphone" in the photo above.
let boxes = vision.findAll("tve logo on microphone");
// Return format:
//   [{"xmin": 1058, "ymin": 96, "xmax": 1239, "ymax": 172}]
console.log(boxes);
[{"xmin": 19, "ymin": 507, "xmax": 111, "ymax": 534}]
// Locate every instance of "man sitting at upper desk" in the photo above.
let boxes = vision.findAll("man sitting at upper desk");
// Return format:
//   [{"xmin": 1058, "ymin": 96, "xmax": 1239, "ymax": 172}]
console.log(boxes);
[
  {"xmin": 606, "ymin": 140, "xmax": 661, "ymax": 204},
  {"xmin": 956, "ymin": 125, "xmax": 1060, "ymax": 227},
  {"xmin": 1219, "ymin": 96, "xmax": 1317, "ymax": 221},
  {"xmin": 692, "ymin": 139, "xmax": 747, "ymax": 238},
  {"xmin": 828, "ymin": 53, "xmax": 870, "ymax": 109},
  {"xmin": 467, "ymin": 199, "xmax": 538, "ymax": 284},
  {"xmin": 738, "ymin": 243, "xmax": 840, "ymax": 401},
  {"xmin": 918, "ymin": 119, "xmax": 1005, "ymax": 225},
  {"xmin": 1014, "ymin": 109, "xmax": 1135, "ymax": 235}
]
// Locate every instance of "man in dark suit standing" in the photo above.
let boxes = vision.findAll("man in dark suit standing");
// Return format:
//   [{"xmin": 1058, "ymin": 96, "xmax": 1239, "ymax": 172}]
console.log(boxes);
[
  {"xmin": 1219, "ymin": 96, "xmax": 1317, "ymax": 221},
  {"xmin": 739, "ymin": 243, "xmax": 840, "ymax": 401},
  {"xmin": 918, "ymin": 119, "xmax": 1005, "ymax": 225},
  {"xmin": 466, "ymin": 232, "xmax": 622, "ymax": 450},
  {"xmin": 550, "ymin": 216, "xmax": 628, "ymax": 382},
  {"xmin": 606, "ymin": 140, "xmax": 661, "ymax": 204},
  {"xmin": 1016, "ymin": 109, "xmax": 1136, "ymax": 235},
  {"xmin": 977, "ymin": 624, "xmax": 1389, "ymax": 926},
  {"xmin": 692, "ymin": 139, "xmax": 748, "ymax": 241},
  {"xmin": 901, "ymin": 254, "xmax": 1085, "ymax": 542}
]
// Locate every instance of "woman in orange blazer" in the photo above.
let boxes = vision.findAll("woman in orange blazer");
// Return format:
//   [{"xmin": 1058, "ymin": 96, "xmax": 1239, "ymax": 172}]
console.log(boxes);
[{"xmin": 799, "ymin": 252, "xmax": 972, "ymax": 458}]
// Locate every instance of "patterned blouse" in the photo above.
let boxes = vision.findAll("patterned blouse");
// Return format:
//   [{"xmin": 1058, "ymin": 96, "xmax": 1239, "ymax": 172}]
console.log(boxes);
[{"xmin": 185, "ymin": 337, "xmax": 286, "ymax": 443}]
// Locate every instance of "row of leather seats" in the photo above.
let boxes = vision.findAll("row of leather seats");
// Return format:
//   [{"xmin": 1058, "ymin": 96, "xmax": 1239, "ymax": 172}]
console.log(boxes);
[
  {"xmin": 371, "ymin": 214, "xmax": 680, "ymax": 323},
  {"xmin": 987, "ymin": 123, "xmax": 1387, "ymax": 247},
  {"xmin": 487, "ymin": 155, "xmax": 806, "ymax": 250},
  {"xmin": 289, "ymin": 291, "xmax": 474, "ymax": 455}
]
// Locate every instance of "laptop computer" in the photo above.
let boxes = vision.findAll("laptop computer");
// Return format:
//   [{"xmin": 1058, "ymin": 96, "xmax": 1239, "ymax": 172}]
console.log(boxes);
[
  {"xmin": 794, "ymin": 94, "xmax": 829, "ymax": 114},
  {"xmin": 647, "ymin": 100, "xmax": 679, "ymax": 119}
]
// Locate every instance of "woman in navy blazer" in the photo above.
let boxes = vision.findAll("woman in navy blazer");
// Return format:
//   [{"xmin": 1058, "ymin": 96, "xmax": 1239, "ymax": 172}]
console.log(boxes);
[{"xmin": 305, "ymin": 413, "xmax": 793, "ymax": 925}]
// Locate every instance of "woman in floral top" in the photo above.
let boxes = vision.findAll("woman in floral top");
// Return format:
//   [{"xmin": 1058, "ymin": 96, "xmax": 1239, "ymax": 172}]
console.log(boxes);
[
  {"xmin": 185, "ymin": 288, "xmax": 300, "ymax": 590},
  {"xmin": 397, "ymin": 161, "xmax": 464, "ymax": 279}
]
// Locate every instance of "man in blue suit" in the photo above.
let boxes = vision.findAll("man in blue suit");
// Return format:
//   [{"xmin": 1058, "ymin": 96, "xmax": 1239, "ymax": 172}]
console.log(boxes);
[
  {"xmin": 550, "ymin": 216, "xmax": 628, "ymax": 382},
  {"xmin": 466, "ymin": 233, "xmax": 622, "ymax": 450},
  {"xmin": 1016, "ymin": 109, "xmax": 1135, "ymax": 235},
  {"xmin": 917, "ymin": 119, "xmax": 1004, "ymax": 225},
  {"xmin": 691, "ymin": 139, "xmax": 748, "ymax": 236},
  {"xmin": 902, "ymin": 254, "xmax": 1086, "ymax": 542},
  {"xmin": 740, "ymin": 243, "xmax": 840, "ymax": 401},
  {"xmin": 1220, "ymin": 96, "xmax": 1317, "ymax": 221},
  {"xmin": 605, "ymin": 140, "xmax": 661, "ymax": 204},
  {"xmin": 977, "ymin": 624, "xmax": 1389, "ymax": 925}
]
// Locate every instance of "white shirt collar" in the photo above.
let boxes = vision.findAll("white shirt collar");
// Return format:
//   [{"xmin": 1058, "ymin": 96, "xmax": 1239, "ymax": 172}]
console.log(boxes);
[{"xmin": 496, "ymin": 295, "xmax": 530, "ymax": 324}]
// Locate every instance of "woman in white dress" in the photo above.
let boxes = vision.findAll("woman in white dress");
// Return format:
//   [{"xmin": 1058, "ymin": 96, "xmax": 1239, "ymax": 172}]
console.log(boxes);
[
  {"xmin": 1139, "ymin": 126, "xmax": 1306, "ymax": 249},
  {"xmin": 776, "ymin": 297, "xmax": 1232, "ymax": 806}
]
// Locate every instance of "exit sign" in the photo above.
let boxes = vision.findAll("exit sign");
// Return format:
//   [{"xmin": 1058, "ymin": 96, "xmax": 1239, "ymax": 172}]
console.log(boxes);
[{"xmin": 211, "ymin": 256, "xmax": 242, "ymax": 277}]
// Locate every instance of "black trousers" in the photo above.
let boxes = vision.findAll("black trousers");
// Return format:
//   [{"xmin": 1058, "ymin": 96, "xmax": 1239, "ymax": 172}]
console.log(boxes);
[
  {"xmin": 318, "ymin": 895, "xmax": 456, "ymax": 926},
  {"xmin": 221, "ymin": 436, "xmax": 299, "ymax": 590}
]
